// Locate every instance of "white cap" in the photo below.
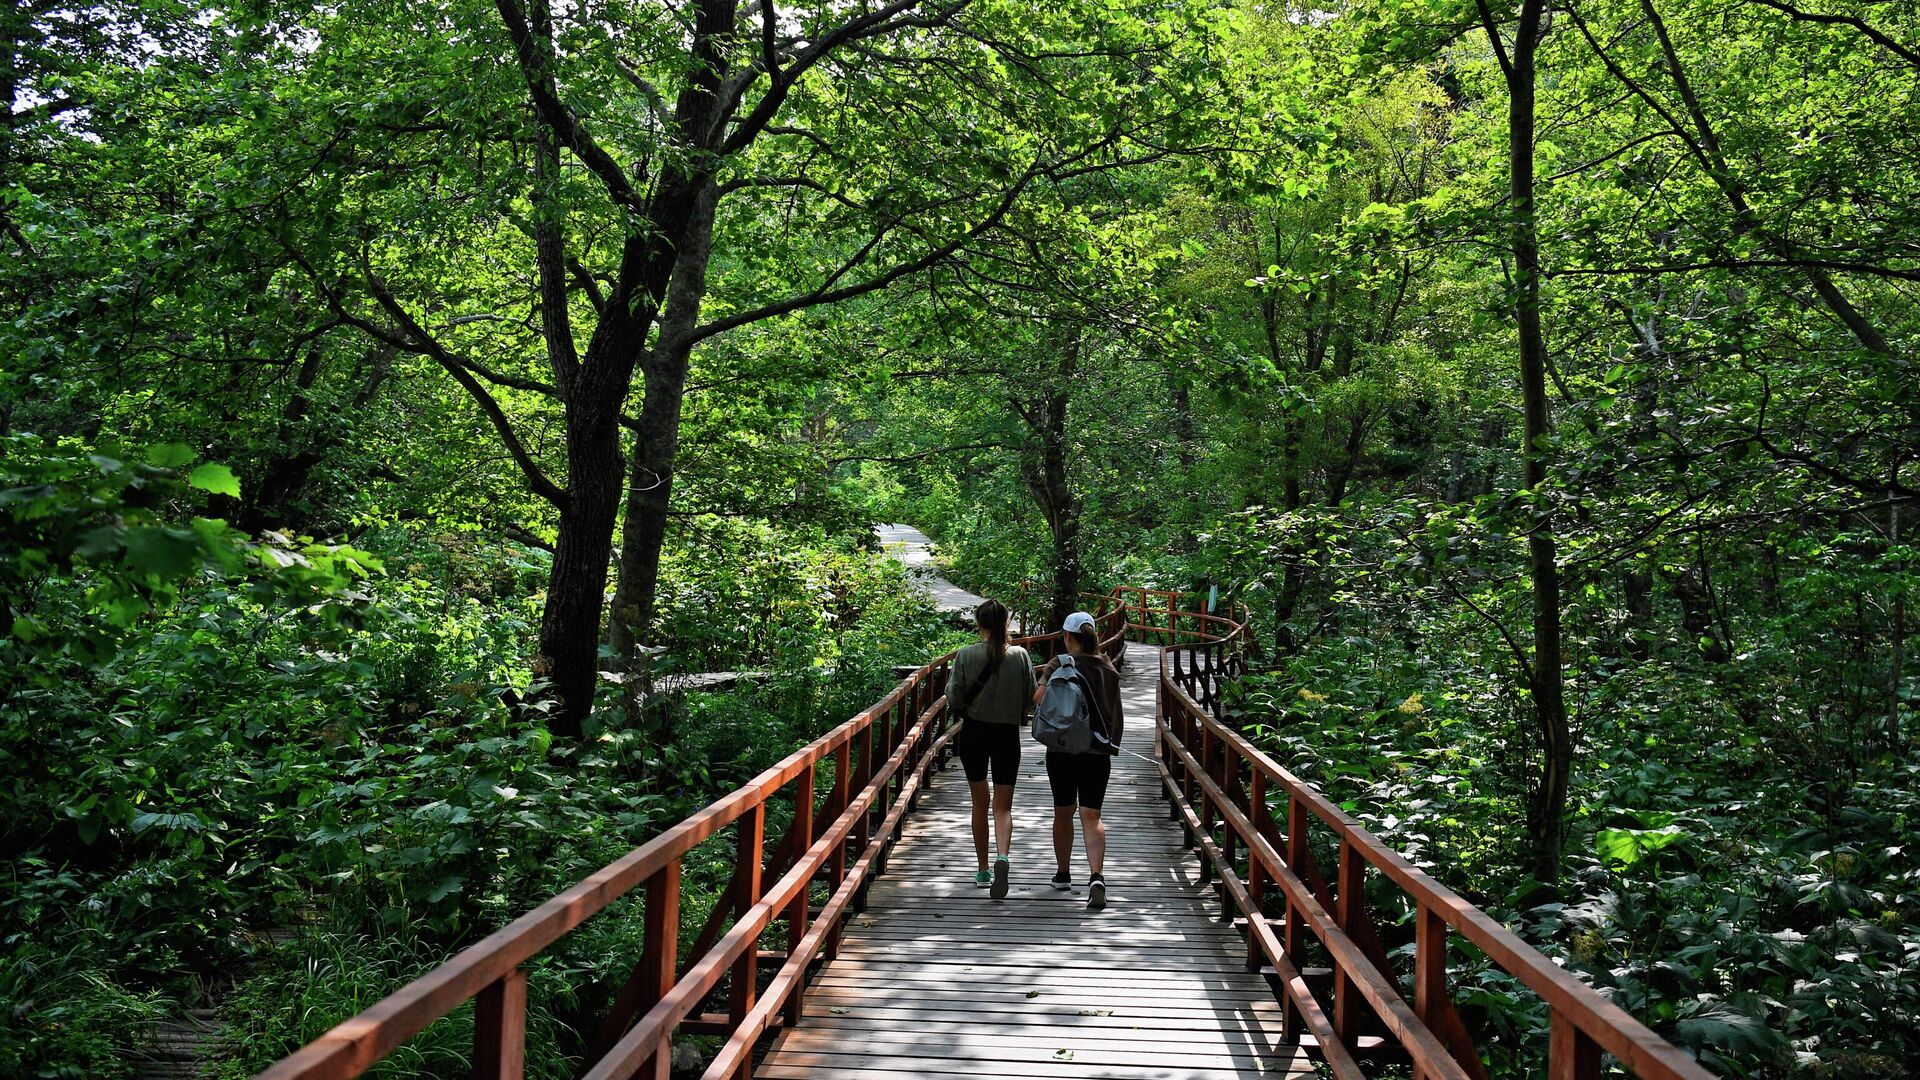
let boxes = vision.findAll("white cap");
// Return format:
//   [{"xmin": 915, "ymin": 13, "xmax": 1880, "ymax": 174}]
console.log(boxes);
[{"xmin": 1062, "ymin": 611, "xmax": 1097, "ymax": 634}]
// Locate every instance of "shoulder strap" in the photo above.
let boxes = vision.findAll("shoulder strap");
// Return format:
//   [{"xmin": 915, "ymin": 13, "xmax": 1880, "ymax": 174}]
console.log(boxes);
[
  {"xmin": 957, "ymin": 648, "xmax": 1006, "ymax": 714},
  {"xmin": 1078, "ymin": 666, "xmax": 1116, "ymax": 749}
]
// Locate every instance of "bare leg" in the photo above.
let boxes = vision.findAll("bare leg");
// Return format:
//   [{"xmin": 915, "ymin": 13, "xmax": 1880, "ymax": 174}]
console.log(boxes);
[
  {"xmin": 1053, "ymin": 805, "xmax": 1075, "ymax": 875},
  {"xmin": 1080, "ymin": 807, "xmax": 1106, "ymax": 875},
  {"xmin": 969, "ymin": 780, "xmax": 990, "ymax": 870},
  {"xmin": 993, "ymin": 784, "xmax": 1016, "ymax": 857}
]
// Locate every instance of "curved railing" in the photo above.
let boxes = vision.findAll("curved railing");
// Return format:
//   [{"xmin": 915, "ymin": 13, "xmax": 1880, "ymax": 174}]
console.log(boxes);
[{"xmin": 1157, "ymin": 635, "xmax": 1716, "ymax": 1080}]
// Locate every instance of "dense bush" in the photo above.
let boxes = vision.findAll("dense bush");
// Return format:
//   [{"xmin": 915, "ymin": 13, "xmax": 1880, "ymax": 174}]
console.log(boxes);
[{"xmin": 2, "ymin": 459, "xmax": 955, "ymax": 1076}]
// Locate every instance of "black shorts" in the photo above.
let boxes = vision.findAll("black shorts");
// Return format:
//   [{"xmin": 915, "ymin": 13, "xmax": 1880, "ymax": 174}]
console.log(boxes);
[
  {"xmin": 957, "ymin": 721, "xmax": 1021, "ymax": 786},
  {"xmin": 1046, "ymin": 750, "xmax": 1112, "ymax": 810}
]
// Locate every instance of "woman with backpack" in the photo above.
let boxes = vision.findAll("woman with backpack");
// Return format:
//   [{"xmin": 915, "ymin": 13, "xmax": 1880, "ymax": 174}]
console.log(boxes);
[
  {"xmin": 945, "ymin": 599, "xmax": 1036, "ymax": 899},
  {"xmin": 1032, "ymin": 610, "xmax": 1123, "ymax": 910}
]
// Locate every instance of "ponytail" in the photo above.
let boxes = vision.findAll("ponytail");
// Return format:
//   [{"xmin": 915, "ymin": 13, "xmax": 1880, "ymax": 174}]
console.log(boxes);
[
  {"xmin": 1071, "ymin": 625, "xmax": 1100, "ymax": 655},
  {"xmin": 976, "ymin": 599, "xmax": 1009, "ymax": 658}
]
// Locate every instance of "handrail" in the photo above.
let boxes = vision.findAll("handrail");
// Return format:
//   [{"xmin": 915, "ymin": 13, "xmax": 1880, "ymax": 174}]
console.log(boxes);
[
  {"xmin": 1157, "ymin": 639, "xmax": 1718, "ymax": 1080},
  {"xmin": 256, "ymin": 601, "xmax": 1127, "ymax": 1080},
  {"xmin": 1014, "ymin": 582, "xmax": 1252, "ymax": 648},
  {"xmin": 260, "ymin": 584, "xmax": 1712, "ymax": 1080}
]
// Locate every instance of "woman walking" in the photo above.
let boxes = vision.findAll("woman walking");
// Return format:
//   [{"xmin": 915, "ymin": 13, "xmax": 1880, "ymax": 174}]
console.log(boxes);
[
  {"xmin": 1034, "ymin": 610, "xmax": 1123, "ymax": 910},
  {"xmin": 946, "ymin": 599, "xmax": 1036, "ymax": 899}
]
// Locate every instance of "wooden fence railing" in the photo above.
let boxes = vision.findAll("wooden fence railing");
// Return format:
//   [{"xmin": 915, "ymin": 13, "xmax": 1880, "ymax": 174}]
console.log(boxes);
[
  {"xmin": 259, "ymin": 584, "xmax": 1713, "ymax": 1080},
  {"xmin": 1157, "ymin": 637, "xmax": 1718, "ymax": 1080},
  {"xmin": 255, "ymin": 594, "xmax": 1130, "ymax": 1080}
]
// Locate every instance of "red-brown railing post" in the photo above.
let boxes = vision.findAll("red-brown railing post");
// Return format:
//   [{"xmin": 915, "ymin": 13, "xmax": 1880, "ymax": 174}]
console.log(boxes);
[
  {"xmin": 729, "ymin": 803, "xmax": 766, "ymax": 1033},
  {"xmin": 635, "ymin": 861, "xmax": 680, "ymax": 1080},
  {"xmin": 1414, "ymin": 904, "xmax": 1447, "ymax": 1080},
  {"xmin": 1334, "ymin": 839, "xmax": 1366, "ymax": 1049},
  {"xmin": 1283, "ymin": 794, "xmax": 1309, "ymax": 1040},
  {"xmin": 1197, "ymin": 720, "xmax": 1216, "ymax": 877},
  {"xmin": 1550, "ymin": 1012, "xmax": 1603, "ymax": 1080},
  {"xmin": 784, "ymin": 765, "xmax": 816, "ymax": 1027},
  {"xmin": 1245, "ymin": 770, "xmax": 1268, "ymax": 970},
  {"xmin": 853, "ymin": 720, "xmax": 873, "ymax": 866},
  {"xmin": 826, "ymin": 743, "xmax": 850, "ymax": 959},
  {"xmin": 475, "ymin": 966, "xmax": 527, "ymax": 1080}
]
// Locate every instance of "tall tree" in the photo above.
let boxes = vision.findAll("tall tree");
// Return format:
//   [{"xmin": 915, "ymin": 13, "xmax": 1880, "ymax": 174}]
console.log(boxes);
[{"xmin": 1475, "ymin": 0, "xmax": 1575, "ymax": 889}]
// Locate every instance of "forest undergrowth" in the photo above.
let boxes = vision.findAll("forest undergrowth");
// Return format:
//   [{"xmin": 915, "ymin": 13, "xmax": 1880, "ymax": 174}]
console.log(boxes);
[
  {"xmin": 2, "ymin": 497, "xmax": 960, "ymax": 1079},
  {"xmin": 915, "ymin": 510, "xmax": 1918, "ymax": 1078}
]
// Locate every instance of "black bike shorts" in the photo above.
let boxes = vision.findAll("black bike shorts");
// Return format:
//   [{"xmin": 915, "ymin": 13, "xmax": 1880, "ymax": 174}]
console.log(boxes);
[
  {"xmin": 957, "ymin": 721, "xmax": 1021, "ymax": 786},
  {"xmin": 1046, "ymin": 750, "xmax": 1112, "ymax": 810}
]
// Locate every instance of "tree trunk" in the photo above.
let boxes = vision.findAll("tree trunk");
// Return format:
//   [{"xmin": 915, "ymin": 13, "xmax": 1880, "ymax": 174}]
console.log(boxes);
[
  {"xmin": 1488, "ymin": 0, "xmax": 1574, "ymax": 892},
  {"xmin": 607, "ymin": 183, "xmax": 721, "ymax": 668},
  {"xmin": 241, "ymin": 345, "xmax": 394, "ymax": 533},
  {"xmin": 538, "ymin": 309, "xmax": 652, "ymax": 736},
  {"xmin": 1020, "ymin": 335, "xmax": 1082, "ymax": 629},
  {"xmin": 1623, "ymin": 565, "xmax": 1654, "ymax": 660},
  {"xmin": 1892, "ymin": 502, "xmax": 1907, "ymax": 745}
]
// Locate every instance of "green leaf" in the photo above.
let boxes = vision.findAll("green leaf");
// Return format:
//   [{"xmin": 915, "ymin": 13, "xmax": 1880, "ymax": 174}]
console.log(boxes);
[
  {"xmin": 1595, "ymin": 825, "xmax": 1686, "ymax": 869},
  {"xmin": 122, "ymin": 526, "xmax": 201, "ymax": 582},
  {"xmin": 146, "ymin": 443, "xmax": 196, "ymax": 467},
  {"xmin": 187, "ymin": 463, "xmax": 241, "ymax": 499}
]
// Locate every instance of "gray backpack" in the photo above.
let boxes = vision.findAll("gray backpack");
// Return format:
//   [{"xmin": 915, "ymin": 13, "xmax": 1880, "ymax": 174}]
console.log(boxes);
[{"xmin": 1032, "ymin": 656, "xmax": 1102, "ymax": 754}]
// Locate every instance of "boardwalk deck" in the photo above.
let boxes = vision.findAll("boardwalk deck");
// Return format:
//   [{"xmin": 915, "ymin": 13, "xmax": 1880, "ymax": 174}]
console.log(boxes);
[
  {"xmin": 756, "ymin": 642, "xmax": 1313, "ymax": 1079},
  {"xmin": 876, "ymin": 523, "xmax": 989, "ymax": 615}
]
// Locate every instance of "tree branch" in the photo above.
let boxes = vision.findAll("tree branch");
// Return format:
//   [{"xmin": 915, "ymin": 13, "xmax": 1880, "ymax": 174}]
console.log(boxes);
[
  {"xmin": 362, "ymin": 273, "xmax": 570, "ymax": 508},
  {"xmin": 1546, "ymin": 257, "xmax": 1920, "ymax": 282},
  {"xmin": 494, "ymin": 0, "xmax": 644, "ymax": 212},
  {"xmin": 1740, "ymin": 0, "xmax": 1920, "ymax": 68}
]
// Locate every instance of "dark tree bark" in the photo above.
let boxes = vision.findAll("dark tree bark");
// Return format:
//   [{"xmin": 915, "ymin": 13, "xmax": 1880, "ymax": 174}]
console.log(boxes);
[
  {"xmin": 607, "ymin": 184, "xmax": 720, "ymax": 666},
  {"xmin": 1019, "ymin": 334, "xmax": 1083, "ymax": 630},
  {"xmin": 1623, "ymin": 566, "xmax": 1654, "ymax": 660},
  {"xmin": 501, "ymin": 0, "xmax": 739, "ymax": 733},
  {"xmin": 1891, "ymin": 502, "xmax": 1908, "ymax": 745},
  {"xmin": 1477, "ymin": 0, "xmax": 1573, "ymax": 892}
]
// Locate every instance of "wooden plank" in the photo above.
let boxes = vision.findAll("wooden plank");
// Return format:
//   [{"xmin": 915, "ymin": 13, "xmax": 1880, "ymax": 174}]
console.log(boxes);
[
  {"xmin": 756, "ymin": 642, "xmax": 1297, "ymax": 1080},
  {"xmin": 807, "ymin": 981, "xmax": 1283, "ymax": 1005},
  {"xmin": 798, "ymin": 1001, "xmax": 1290, "ymax": 1027},
  {"xmin": 793, "ymin": 1015, "xmax": 1301, "ymax": 1049},
  {"xmin": 770, "ymin": 1029, "xmax": 1303, "ymax": 1068},
  {"xmin": 756, "ymin": 1050, "xmax": 1313, "ymax": 1078},
  {"xmin": 829, "ymin": 949, "xmax": 1257, "ymax": 972}
]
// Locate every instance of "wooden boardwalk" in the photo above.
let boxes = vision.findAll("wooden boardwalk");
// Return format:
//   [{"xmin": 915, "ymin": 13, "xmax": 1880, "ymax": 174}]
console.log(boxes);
[{"xmin": 757, "ymin": 642, "xmax": 1313, "ymax": 1079}]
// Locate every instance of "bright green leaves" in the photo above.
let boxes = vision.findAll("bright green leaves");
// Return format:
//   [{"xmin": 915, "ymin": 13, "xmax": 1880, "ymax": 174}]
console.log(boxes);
[
  {"xmin": 186, "ymin": 462, "xmax": 242, "ymax": 499},
  {"xmin": 2, "ymin": 434, "xmax": 379, "ymax": 672},
  {"xmin": 145, "ymin": 443, "xmax": 197, "ymax": 468},
  {"xmin": 1594, "ymin": 820, "xmax": 1688, "ymax": 869}
]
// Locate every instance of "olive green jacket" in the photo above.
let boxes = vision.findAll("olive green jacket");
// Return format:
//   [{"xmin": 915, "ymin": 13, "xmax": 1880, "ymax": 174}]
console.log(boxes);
[{"xmin": 946, "ymin": 641, "xmax": 1036, "ymax": 726}]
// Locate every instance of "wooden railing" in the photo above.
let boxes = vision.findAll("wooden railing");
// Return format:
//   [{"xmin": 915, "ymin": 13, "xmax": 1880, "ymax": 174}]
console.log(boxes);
[
  {"xmin": 1014, "ymin": 582, "xmax": 1251, "ymax": 645},
  {"xmin": 259, "ymin": 584, "xmax": 1711, "ymax": 1080},
  {"xmin": 1157, "ymin": 636, "xmax": 1718, "ymax": 1080},
  {"xmin": 256, "ymin": 598, "xmax": 1130, "ymax": 1080}
]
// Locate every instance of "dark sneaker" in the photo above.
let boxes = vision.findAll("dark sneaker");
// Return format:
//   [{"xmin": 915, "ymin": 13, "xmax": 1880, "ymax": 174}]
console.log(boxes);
[
  {"xmin": 991, "ymin": 856, "xmax": 1010, "ymax": 900},
  {"xmin": 1051, "ymin": 870, "xmax": 1072, "ymax": 891},
  {"xmin": 1086, "ymin": 875, "xmax": 1106, "ymax": 911}
]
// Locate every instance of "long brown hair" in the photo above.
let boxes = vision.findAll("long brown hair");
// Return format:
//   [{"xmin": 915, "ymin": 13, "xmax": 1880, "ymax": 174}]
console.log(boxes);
[{"xmin": 975, "ymin": 599, "xmax": 1009, "ymax": 658}]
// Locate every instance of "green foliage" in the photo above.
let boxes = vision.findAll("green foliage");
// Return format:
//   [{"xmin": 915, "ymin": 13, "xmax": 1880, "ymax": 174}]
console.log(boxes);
[
  {"xmin": 0, "ymin": 516, "xmax": 950, "ymax": 1071},
  {"xmin": 1, "ymin": 435, "xmax": 378, "ymax": 669},
  {"xmin": 5, "ymin": 0, "xmax": 1917, "ymax": 1075}
]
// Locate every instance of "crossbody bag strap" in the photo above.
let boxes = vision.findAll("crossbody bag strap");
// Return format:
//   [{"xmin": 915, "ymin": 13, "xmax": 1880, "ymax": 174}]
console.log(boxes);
[{"xmin": 957, "ymin": 649, "xmax": 1007, "ymax": 716}]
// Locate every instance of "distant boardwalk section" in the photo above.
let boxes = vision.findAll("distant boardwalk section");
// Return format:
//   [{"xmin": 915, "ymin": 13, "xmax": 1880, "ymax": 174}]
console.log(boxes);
[{"xmin": 876, "ymin": 523, "xmax": 987, "ymax": 616}]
